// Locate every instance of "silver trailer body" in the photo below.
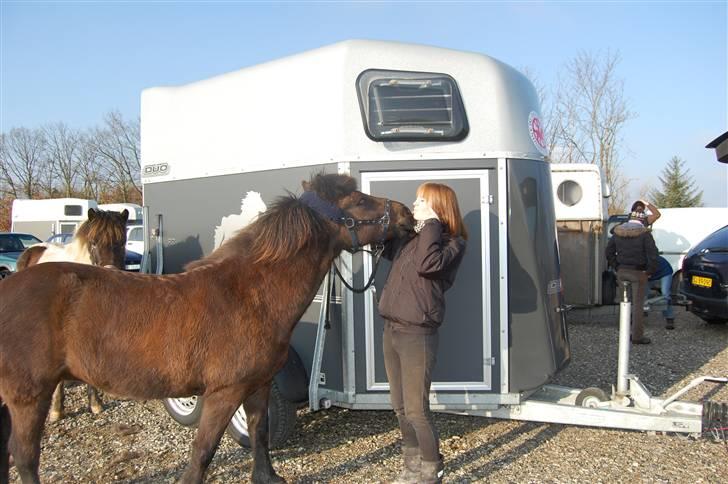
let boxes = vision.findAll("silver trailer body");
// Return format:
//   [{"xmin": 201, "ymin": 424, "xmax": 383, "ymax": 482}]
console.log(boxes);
[
  {"xmin": 141, "ymin": 41, "xmax": 724, "ymax": 436},
  {"xmin": 141, "ymin": 40, "xmax": 569, "ymax": 413}
]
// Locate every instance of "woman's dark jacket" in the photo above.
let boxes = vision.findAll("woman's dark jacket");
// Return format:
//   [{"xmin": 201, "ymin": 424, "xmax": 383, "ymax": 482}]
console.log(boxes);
[
  {"xmin": 378, "ymin": 219, "xmax": 467, "ymax": 334},
  {"xmin": 605, "ymin": 221, "xmax": 659, "ymax": 274}
]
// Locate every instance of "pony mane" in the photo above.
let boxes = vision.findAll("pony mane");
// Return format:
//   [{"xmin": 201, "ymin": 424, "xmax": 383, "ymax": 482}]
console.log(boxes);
[
  {"xmin": 189, "ymin": 173, "xmax": 357, "ymax": 268},
  {"xmin": 75, "ymin": 210, "xmax": 127, "ymax": 247}
]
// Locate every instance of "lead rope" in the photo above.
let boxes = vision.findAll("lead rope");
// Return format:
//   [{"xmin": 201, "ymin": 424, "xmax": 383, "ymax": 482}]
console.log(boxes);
[{"xmin": 332, "ymin": 245, "xmax": 385, "ymax": 294}]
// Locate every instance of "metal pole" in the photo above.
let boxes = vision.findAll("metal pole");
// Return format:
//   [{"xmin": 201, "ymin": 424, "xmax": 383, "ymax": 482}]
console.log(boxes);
[
  {"xmin": 616, "ymin": 280, "xmax": 631, "ymax": 396},
  {"xmin": 309, "ymin": 268, "xmax": 333, "ymax": 411}
]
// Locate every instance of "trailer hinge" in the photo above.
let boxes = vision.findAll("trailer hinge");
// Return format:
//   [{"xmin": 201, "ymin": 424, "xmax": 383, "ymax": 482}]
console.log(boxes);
[
  {"xmin": 485, "ymin": 357, "xmax": 496, "ymax": 366},
  {"xmin": 488, "ymin": 194, "xmax": 494, "ymax": 204}
]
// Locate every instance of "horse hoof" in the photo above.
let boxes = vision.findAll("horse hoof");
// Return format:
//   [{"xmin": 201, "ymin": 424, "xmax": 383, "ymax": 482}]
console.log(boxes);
[
  {"xmin": 48, "ymin": 411, "xmax": 63, "ymax": 422},
  {"xmin": 90, "ymin": 404, "xmax": 103, "ymax": 415}
]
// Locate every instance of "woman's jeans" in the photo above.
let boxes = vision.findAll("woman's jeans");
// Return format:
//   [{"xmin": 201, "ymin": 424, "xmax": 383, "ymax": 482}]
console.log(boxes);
[{"xmin": 383, "ymin": 322, "xmax": 440, "ymax": 462}]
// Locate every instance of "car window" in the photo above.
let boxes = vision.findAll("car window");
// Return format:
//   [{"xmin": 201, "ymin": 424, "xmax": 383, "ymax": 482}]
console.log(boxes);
[
  {"xmin": 0, "ymin": 234, "xmax": 37, "ymax": 252},
  {"xmin": 129, "ymin": 227, "xmax": 143, "ymax": 241},
  {"xmin": 16, "ymin": 234, "xmax": 42, "ymax": 248}
]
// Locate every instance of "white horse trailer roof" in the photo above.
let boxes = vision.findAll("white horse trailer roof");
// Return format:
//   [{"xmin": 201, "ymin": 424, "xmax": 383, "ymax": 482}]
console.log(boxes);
[
  {"xmin": 11, "ymin": 198, "xmax": 98, "ymax": 223},
  {"xmin": 98, "ymin": 203, "xmax": 143, "ymax": 223},
  {"xmin": 141, "ymin": 39, "xmax": 546, "ymax": 184}
]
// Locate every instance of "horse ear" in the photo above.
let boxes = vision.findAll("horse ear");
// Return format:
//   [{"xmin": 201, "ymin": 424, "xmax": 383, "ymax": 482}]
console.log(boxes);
[
  {"xmin": 87, "ymin": 208, "xmax": 97, "ymax": 220},
  {"xmin": 120, "ymin": 209, "xmax": 129, "ymax": 222},
  {"xmin": 302, "ymin": 181, "xmax": 312, "ymax": 191}
]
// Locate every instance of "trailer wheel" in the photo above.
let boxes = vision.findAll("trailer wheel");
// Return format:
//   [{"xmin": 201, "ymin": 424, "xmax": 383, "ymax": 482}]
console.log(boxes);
[
  {"xmin": 575, "ymin": 387, "xmax": 609, "ymax": 408},
  {"xmin": 226, "ymin": 382, "xmax": 297, "ymax": 449},
  {"xmin": 163, "ymin": 396, "xmax": 203, "ymax": 426}
]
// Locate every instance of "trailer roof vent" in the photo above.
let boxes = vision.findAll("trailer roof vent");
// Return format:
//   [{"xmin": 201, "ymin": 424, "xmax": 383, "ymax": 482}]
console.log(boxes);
[{"xmin": 357, "ymin": 69, "xmax": 469, "ymax": 142}]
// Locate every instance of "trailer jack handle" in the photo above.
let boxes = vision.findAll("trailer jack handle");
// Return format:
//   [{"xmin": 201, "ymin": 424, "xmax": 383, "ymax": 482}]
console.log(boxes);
[{"xmin": 658, "ymin": 376, "xmax": 728, "ymax": 412}]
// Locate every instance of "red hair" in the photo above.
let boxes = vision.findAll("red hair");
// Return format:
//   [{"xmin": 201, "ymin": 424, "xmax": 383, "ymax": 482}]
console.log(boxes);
[{"xmin": 417, "ymin": 183, "xmax": 468, "ymax": 240}]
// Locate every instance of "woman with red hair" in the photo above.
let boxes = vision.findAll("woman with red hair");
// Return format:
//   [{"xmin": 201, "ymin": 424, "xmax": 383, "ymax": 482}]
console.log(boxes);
[{"xmin": 378, "ymin": 182, "xmax": 468, "ymax": 484}]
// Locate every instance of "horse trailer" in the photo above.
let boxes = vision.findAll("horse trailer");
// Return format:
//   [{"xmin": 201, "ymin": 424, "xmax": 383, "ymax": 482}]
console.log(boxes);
[
  {"xmin": 140, "ymin": 40, "xmax": 724, "ymax": 445},
  {"xmin": 550, "ymin": 163, "xmax": 611, "ymax": 307},
  {"xmin": 11, "ymin": 198, "xmax": 99, "ymax": 241}
]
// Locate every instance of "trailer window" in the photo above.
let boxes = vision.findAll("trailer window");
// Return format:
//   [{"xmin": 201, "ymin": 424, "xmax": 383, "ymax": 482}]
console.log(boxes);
[
  {"xmin": 64, "ymin": 205, "xmax": 83, "ymax": 216},
  {"xmin": 357, "ymin": 69, "xmax": 468, "ymax": 141},
  {"xmin": 557, "ymin": 180, "xmax": 583, "ymax": 207}
]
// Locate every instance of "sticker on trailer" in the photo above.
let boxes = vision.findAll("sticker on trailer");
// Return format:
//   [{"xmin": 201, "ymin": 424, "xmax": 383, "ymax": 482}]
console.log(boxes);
[
  {"xmin": 528, "ymin": 111, "xmax": 548, "ymax": 156},
  {"xmin": 214, "ymin": 191, "xmax": 267, "ymax": 249}
]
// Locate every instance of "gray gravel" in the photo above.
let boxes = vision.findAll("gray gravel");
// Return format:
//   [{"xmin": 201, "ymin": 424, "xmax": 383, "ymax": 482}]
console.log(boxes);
[{"xmin": 8, "ymin": 306, "xmax": 728, "ymax": 483}]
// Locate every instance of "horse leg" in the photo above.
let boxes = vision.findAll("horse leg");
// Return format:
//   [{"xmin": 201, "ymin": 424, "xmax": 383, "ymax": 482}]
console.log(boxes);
[
  {"xmin": 1, "ymin": 401, "xmax": 11, "ymax": 484},
  {"xmin": 48, "ymin": 382, "xmax": 64, "ymax": 422},
  {"xmin": 87, "ymin": 386, "xmax": 103, "ymax": 415},
  {"xmin": 179, "ymin": 387, "xmax": 244, "ymax": 484},
  {"xmin": 244, "ymin": 382, "xmax": 284, "ymax": 484},
  {"xmin": 5, "ymin": 395, "xmax": 51, "ymax": 484}
]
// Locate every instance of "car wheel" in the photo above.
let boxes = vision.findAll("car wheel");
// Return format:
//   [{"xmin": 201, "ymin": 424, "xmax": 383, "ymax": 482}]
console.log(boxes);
[
  {"xmin": 163, "ymin": 396, "xmax": 203, "ymax": 426},
  {"xmin": 0, "ymin": 269, "xmax": 12, "ymax": 279},
  {"xmin": 226, "ymin": 382, "xmax": 297, "ymax": 449}
]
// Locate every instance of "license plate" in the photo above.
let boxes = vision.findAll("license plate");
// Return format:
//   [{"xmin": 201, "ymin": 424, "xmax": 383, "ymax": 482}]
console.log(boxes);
[
  {"xmin": 692, "ymin": 275, "xmax": 713, "ymax": 288},
  {"xmin": 125, "ymin": 264, "xmax": 141, "ymax": 271}
]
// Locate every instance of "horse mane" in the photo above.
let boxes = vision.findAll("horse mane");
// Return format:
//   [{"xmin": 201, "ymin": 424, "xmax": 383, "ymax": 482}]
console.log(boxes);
[
  {"xmin": 74, "ymin": 210, "xmax": 127, "ymax": 248},
  {"xmin": 188, "ymin": 173, "xmax": 357, "ymax": 269}
]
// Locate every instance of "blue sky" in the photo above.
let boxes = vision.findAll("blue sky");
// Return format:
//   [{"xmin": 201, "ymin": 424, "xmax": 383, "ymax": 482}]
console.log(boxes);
[{"xmin": 2, "ymin": 1, "xmax": 726, "ymax": 206}]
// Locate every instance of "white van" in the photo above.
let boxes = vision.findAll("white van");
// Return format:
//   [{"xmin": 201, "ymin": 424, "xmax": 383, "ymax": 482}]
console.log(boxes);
[{"xmin": 650, "ymin": 207, "xmax": 728, "ymax": 274}]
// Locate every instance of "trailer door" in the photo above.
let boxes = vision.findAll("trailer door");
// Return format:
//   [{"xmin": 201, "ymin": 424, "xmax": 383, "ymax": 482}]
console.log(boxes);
[{"xmin": 361, "ymin": 170, "xmax": 493, "ymax": 392}]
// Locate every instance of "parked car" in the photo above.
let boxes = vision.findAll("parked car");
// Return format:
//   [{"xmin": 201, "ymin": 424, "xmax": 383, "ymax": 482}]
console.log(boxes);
[
  {"xmin": 126, "ymin": 225, "xmax": 145, "ymax": 256},
  {"xmin": 680, "ymin": 224, "xmax": 728, "ymax": 324},
  {"xmin": 0, "ymin": 232, "xmax": 43, "ymax": 277},
  {"xmin": 45, "ymin": 233, "xmax": 142, "ymax": 272},
  {"xmin": 46, "ymin": 233, "xmax": 74, "ymax": 245}
]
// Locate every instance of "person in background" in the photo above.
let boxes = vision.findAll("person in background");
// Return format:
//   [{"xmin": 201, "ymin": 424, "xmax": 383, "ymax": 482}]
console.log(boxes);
[
  {"xmin": 632, "ymin": 200, "xmax": 676, "ymax": 329},
  {"xmin": 605, "ymin": 207, "xmax": 660, "ymax": 344},
  {"xmin": 378, "ymin": 182, "xmax": 468, "ymax": 484}
]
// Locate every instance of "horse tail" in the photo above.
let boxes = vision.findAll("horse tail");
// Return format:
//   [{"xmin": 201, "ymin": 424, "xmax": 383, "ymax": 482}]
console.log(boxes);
[{"xmin": 0, "ymin": 398, "xmax": 10, "ymax": 483}]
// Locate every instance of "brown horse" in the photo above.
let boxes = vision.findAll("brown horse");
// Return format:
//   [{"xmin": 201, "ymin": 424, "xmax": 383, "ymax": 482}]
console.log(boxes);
[
  {"xmin": 0, "ymin": 173, "xmax": 413, "ymax": 483},
  {"xmin": 15, "ymin": 208, "xmax": 129, "ymax": 424}
]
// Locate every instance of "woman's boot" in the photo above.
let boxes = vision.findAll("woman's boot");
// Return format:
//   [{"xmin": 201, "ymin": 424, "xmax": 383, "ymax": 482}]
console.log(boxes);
[
  {"xmin": 392, "ymin": 446, "xmax": 420, "ymax": 484},
  {"xmin": 419, "ymin": 455, "xmax": 444, "ymax": 484}
]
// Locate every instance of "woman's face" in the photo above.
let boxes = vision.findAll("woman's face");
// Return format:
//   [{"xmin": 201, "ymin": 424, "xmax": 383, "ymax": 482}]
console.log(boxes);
[{"xmin": 413, "ymin": 194, "xmax": 430, "ymax": 221}]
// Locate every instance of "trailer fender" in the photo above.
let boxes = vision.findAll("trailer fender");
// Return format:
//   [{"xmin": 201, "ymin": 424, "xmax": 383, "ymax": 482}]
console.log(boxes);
[{"xmin": 273, "ymin": 346, "xmax": 308, "ymax": 403}]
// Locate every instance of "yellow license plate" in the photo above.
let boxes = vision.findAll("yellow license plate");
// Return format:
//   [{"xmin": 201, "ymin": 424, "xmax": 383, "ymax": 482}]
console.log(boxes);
[{"xmin": 692, "ymin": 275, "xmax": 713, "ymax": 288}]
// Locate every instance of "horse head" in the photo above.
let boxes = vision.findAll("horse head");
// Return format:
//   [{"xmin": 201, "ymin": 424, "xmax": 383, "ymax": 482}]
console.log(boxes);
[
  {"xmin": 77, "ymin": 208, "xmax": 129, "ymax": 268},
  {"xmin": 302, "ymin": 173, "xmax": 414, "ymax": 252}
]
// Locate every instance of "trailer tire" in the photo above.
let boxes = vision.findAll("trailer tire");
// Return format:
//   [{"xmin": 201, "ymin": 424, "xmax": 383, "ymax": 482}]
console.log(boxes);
[
  {"xmin": 163, "ymin": 396, "xmax": 203, "ymax": 427},
  {"xmin": 226, "ymin": 382, "xmax": 297, "ymax": 449},
  {"xmin": 575, "ymin": 387, "xmax": 609, "ymax": 408}
]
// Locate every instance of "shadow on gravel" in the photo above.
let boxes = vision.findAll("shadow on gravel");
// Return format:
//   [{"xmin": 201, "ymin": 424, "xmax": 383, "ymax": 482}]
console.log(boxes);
[
  {"xmin": 556, "ymin": 306, "xmax": 728, "ymax": 399},
  {"xmin": 448, "ymin": 422, "xmax": 562, "ymax": 480}
]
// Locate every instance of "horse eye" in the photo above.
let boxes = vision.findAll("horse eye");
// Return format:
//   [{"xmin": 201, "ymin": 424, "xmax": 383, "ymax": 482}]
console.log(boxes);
[{"xmin": 357, "ymin": 198, "xmax": 367, "ymax": 206}]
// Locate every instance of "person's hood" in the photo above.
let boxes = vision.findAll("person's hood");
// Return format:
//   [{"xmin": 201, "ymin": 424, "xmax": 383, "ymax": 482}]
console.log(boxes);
[{"xmin": 614, "ymin": 220, "xmax": 649, "ymax": 238}]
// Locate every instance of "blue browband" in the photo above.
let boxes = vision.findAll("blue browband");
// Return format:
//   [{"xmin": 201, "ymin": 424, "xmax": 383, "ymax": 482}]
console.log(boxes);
[
  {"xmin": 299, "ymin": 190, "xmax": 345, "ymax": 222},
  {"xmin": 299, "ymin": 190, "xmax": 391, "ymax": 253}
]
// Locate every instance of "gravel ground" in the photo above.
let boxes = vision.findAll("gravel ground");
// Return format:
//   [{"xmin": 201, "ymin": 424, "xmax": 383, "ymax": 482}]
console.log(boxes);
[{"xmin": 8, "ymin": 306, "xmax": 728, "ymax": 483}]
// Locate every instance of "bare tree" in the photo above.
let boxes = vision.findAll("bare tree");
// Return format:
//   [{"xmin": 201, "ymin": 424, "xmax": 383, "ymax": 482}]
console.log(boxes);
[
  {"xmin": 93, "ymin": 111, "xmax": 141, "ymax": 201},
  {"xmin": 543, "ymin": 50, "xmax": 635, "ymax": 214},
  {"xmin": 45, "ymin": 122, "xmax": 81, "ymax": 197},
  {"xmin": 0, "ymin": 127, "xmax": 48, "ymax": 198},
  {"xmin": 76, "ymin": 132, "xmax": 106, "ymax": 200}
]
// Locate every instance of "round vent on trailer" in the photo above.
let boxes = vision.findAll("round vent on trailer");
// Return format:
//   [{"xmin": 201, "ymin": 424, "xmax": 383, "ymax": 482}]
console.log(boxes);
[{"xmin": 557, "ymin": 180, "xmax": 583, "ymax": 207}]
